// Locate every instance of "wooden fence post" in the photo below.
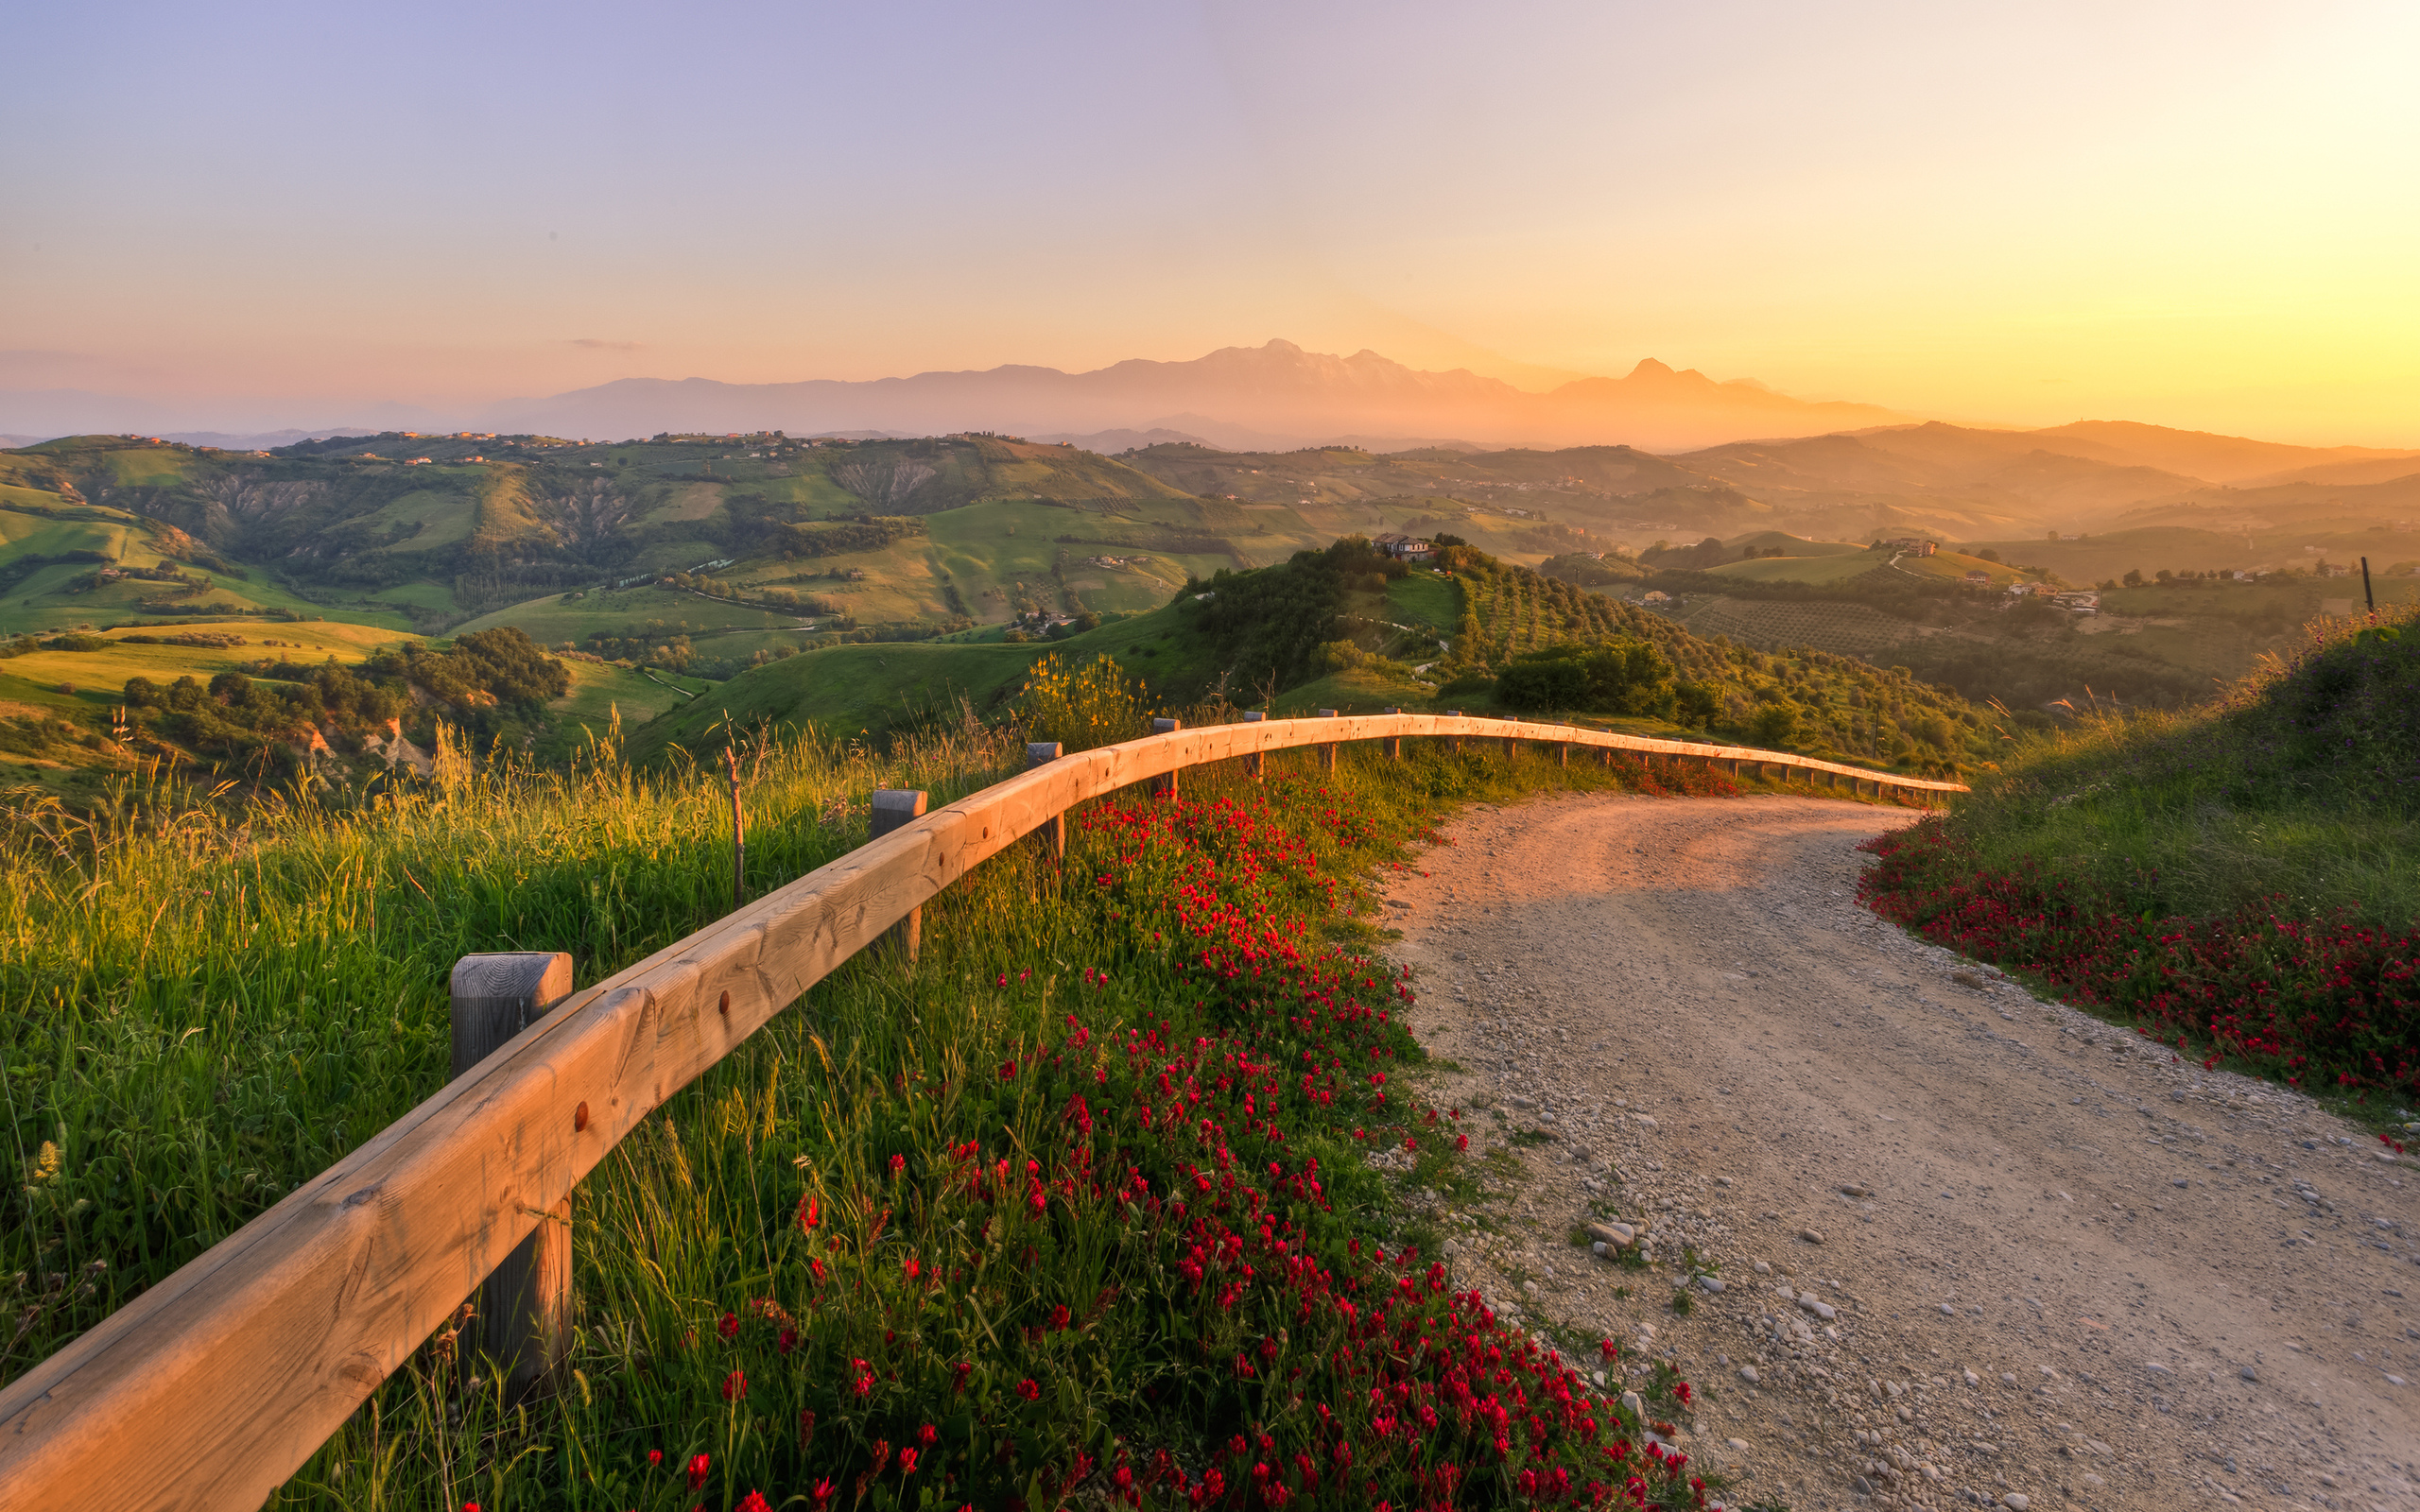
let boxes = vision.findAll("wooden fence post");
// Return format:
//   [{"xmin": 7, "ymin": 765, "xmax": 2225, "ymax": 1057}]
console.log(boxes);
[
  {"xmin": 871, "ymin": 790, "xmax": 927, "ymax": 960},
  {"xmin": 1502, "ymin": 724, "xmax": 1517, "ymax": 760},
  {"xmin": 1380, "ymin": 707, "xmax": 1403, "ymax": 761},
  {"xmin": 449, "ymin": 952, "xmax": 577, "ymax": 1400},
  {"xmin": 1559, "ymin": 723, "xmax": 1572, "ymax": 767},
  {"xmin": 1241, "ymin": 711, "xmax": 1265, "ymax": 780},
  {"xmin": 1317, "ymin": 709, "xmax": 1339, "ymax": 771},
  {"xmin": 1149, "ymin": 717, "xmax": 1183, "ymax": 797},
  {"xmin": 1446, "ymin": 710, "xmax": 1463, "ymax": 755},
  {"xmin": 1026, "ymin": 743, "xmax": 1064, "ymax": 862}
]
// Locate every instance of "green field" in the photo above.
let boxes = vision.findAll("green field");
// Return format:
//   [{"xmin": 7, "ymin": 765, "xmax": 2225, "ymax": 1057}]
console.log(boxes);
[
  {"xmin": 341, "ymin": 485, "xmax": 480, "ymax": 553},
  {"xmin": 2, "ymin": 568, "xmax": 416, "ymax": 637},
  {"xmin": 630, "ymin": 640, "xmax": 1049, "ymax": 759},
  {"xmin": 1728, "ymin": 530, "xmax": 1865, "ymax": 558},
  {"xmin": 544, "ymin": 658, "xmax": 707, "ymax": 736},
  {"xmin": 1705, "ymin": 551, "xmax": 1885, "ymax": 585},
  {"xmin": 1889, "ymin": 548, "xmax": 2027, "ymax": 586},
  {"xmin": 625, "ymin": 595, "xmax": 1273, "ymax": 758},
  {"xmin": 1382, "ymin": 569, "xmax": 1460, "ymax": 629},
  {"xmin": 361, "ymin": 580, "xmax": 458, "ymax": 610},
  {"xmin": 454, "ymin": 585, "xmax": 811, "ymax": 644}
]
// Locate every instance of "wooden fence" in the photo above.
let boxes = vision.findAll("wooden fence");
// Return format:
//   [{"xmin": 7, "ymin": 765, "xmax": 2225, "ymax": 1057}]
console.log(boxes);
[{"xmin": 0, "ymin": 713, "xmax": 1962, "ymax": 1507}]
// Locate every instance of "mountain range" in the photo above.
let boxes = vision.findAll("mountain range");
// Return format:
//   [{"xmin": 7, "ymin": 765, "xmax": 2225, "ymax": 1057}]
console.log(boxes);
[
  {"xmin": 468, "ymin": 341, "xmax": 1908, "ymax": 453},
  {"xmin": 18, "ymin": 340, "xmax": 2420, "ymax": 464},
  {"xmin": 6, "ymin": 340, "xmax": 1910, "ymax": 454}
]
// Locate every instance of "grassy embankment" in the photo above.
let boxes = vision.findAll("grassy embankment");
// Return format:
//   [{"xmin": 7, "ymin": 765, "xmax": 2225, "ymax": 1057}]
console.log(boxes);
[
  {"xmin": 1860, "ymin": 605, "xmax": 2420, "ymax": 1126},
  {"xmin": 4, "ymin": 661, "xmax": 1841, "ymax": 1507}
]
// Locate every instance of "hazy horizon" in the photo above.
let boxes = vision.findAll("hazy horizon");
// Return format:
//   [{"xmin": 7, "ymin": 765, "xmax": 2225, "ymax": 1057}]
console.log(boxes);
[{"xmin": 7, "ymin": 0, "xmax": 2417, "ymax": 447}]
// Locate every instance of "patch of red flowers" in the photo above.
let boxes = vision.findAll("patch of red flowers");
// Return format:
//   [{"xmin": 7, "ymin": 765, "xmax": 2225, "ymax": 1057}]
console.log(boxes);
[
  {"xmin": 616, "ymin": 778, "xmax": 1695, "ymax": 1505},
  {"xmin": 1860, "ymin": 818, "xmax": 2420, "ymax": 1097}
]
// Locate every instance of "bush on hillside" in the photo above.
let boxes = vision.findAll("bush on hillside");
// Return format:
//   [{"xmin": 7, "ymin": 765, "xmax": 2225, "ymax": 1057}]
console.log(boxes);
[
  {"xmin": 120, "ymin": 627, "xmax": 569, "ymax": 767},
  {"xmin": 1014, "ymin": 651, "xmax": 1157, "ymax": 751},
  {"xmin": 1492, "ymin": 639, "xmax": 1716, "ymax": 726},
  {"xmin": 362, "ymin": 627, "xmax": 570, "ymax": 714},
  {"xmin": 1186, "ymin": 537, "xmax": 1408, "ymax": 694}
]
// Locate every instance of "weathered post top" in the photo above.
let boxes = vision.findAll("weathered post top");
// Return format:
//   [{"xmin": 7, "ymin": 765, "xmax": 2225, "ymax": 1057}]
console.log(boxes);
[
  {"xmin": 871, "ymin": 788, "xmax": 928, "ymax": 833},
  {"xmin": 870, "ymin": 790, "xmax": 929, "ymax": 959},
  {"xmin": 448, "ymin": 951, "xmax": 577, "ymax": 1398},
  {"xmin": 449, "ymin": 953, "xmax": 576, "ymax": 1076},
  {"xmin": 1150, "ymin": 719, "xmax": 1184, "ymax": 794}
]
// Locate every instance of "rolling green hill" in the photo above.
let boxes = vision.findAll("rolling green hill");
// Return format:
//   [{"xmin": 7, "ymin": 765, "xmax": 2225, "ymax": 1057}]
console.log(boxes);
[
  {"xmin": 624, "ymin": 538, "xmax": 2008, "ymax": 781},
  {"xmin": 14, "ymin": 428, "xmax": 2395, "ymax": 767}
]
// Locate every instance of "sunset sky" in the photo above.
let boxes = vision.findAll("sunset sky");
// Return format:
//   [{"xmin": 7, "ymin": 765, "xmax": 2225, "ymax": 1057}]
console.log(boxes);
[{"xmin": 5, "ymin": 0, "xmax": 2415, "ymax": 443}]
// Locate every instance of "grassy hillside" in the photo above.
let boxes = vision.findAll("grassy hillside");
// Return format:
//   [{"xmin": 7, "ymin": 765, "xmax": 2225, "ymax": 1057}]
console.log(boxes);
[
  {"xmin": 1861, "ymin": 606, "xmax": 2420, "ymax": 1116},
  {"xmin": 629, "ymin": 537, "xmax": 2009, "ymax": 782},
  {"xmin": 1636, "ymin": 524, "xmax": 2414, "ymax": 715},
  {"xmin": 1703, "ymin": 551, "xmax": 1881, "ymax": 586},
  {"xmin": 3, "ymin": 703, "xmax": 1752, "ymax": 1502},
  {"xmin": 1435, "ymin": 547, "xmax": 1999, "ymax": 775},
  {"xmin": 630, "ymin": 641, "xmax": 1048, "ymax": 759}
]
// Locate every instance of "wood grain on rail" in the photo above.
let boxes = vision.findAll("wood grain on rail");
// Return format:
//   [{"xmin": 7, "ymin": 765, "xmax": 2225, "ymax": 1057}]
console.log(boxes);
[{"xmin": 0, "ymin": 714, "xmax": 1959, "ymax": 1509}]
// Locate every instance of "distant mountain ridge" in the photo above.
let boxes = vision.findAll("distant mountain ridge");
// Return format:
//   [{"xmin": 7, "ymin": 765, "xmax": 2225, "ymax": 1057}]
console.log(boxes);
[
  {"xmin": 471, "ymin": 340, "xmax": 1904, "ymax": 453},
  {"xmin": 9, "ymin": 340, "xmax": 2420, "ymax": 476}
]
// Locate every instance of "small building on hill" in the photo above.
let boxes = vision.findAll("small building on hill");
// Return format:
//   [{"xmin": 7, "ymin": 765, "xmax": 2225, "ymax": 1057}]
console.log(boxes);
[
  {"xmin": 1886, "ymin": 538, "xmax": 1939, "ymax": 557},
  {"xmin": 1373, "ymin": 533, "xmax": 1436, "ymax": 561},
  {"xmin": 1962, "ymin": 570, "xmax": 1992, "ymax": 586}
]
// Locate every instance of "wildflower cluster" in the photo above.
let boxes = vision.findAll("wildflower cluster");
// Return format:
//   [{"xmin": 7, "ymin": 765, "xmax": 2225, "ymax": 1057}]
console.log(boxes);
[
  {"xmin": 1860, "ymin": 820, "xmax": 2420, "ymax": 1100},
  {"xmin": 601, "ymin": 778, "xmax": 1703, "ymax": 1507},
  {"xmin": 1857, "ymin": 618, "xmax": 2420, "ymax": 1104},
  {"xmin": 1017, "ymin": 652, "xmax": 1159, "ymax": 752}
]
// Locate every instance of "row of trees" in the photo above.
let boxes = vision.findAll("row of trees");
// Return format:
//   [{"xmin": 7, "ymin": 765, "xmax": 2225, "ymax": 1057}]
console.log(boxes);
[{"xmin": 120, "ymin": 627, "xmax": 569, "ymax": 765}]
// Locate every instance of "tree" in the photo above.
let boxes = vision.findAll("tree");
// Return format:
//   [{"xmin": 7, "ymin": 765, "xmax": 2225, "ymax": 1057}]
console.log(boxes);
[{"xmin": 1750, "ymin": 701, "xmax": 1799, "ymax": 747}]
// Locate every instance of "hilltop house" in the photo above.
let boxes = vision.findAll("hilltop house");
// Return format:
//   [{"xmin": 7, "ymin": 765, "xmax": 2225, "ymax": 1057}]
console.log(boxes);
[
  {"xmin": 1962, "ymin": 570, "xmax": 1992, "ymax": 587},
  {"xmin": 1885, "ymin": 538, "xmax": 1939, "ymax": 557},
  {"xmin": 1373, "ymin": 533, "xmax": 1436, "ymax": 561}
]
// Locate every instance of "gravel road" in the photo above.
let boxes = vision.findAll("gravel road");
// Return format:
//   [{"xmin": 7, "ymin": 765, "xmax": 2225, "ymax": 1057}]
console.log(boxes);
[{"xmin": 1381, "ymin": 792, "xmax": 2420, "ymax": 1512}]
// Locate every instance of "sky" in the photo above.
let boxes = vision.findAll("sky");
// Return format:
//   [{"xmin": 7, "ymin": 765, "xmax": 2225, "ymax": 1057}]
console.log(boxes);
[{"xmin": 4, "ymin": 0, "xmax": 2417, "ymax": 444}]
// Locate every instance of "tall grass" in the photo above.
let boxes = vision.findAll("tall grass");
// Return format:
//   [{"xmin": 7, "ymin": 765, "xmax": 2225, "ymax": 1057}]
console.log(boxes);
[
  {"xmin": 1860, "ymin": 606, "xmax": 2420, "ymax": 1108},
  {"xmin": 1945, "ymin": 602, "xmax": 2420, "ymax": 924},
  {"xmin": 7, "ymin": 692, "xmax": 1830, "ymax": 1506},
  {"xmin": 4, "ymin": 714, "xmax": 1021, "ymax": 1378}
]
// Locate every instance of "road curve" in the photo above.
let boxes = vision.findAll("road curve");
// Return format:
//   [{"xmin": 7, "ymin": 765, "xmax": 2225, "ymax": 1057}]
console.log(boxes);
[{"xmin": 1383, "ymin": 792, "xmax": 2420, "ymax": 1512}]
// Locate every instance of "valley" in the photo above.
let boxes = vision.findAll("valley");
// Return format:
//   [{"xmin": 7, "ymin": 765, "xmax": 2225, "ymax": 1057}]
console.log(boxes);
[{"xmin": 5, "ymin": 413, "xmax": 2415, "ymax": 797}]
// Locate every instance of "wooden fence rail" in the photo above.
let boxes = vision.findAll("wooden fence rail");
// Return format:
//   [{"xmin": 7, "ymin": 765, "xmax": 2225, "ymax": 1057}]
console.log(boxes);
[{"xmin": 0, "ymin": 714, "xmax": 1961, "ymax": 1508}]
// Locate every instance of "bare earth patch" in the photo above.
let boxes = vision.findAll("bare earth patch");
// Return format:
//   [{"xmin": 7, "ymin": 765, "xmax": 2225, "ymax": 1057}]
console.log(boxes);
[{"xmin": 1384, "ymin": 791, "xmax": 2420, "ymax": 1512}]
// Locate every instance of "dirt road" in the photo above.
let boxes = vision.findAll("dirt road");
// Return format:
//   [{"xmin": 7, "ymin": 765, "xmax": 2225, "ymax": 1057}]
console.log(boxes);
[{"xmin": 1382, "ymin": 792, "xmax": 2420, "ymax": 1512}]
